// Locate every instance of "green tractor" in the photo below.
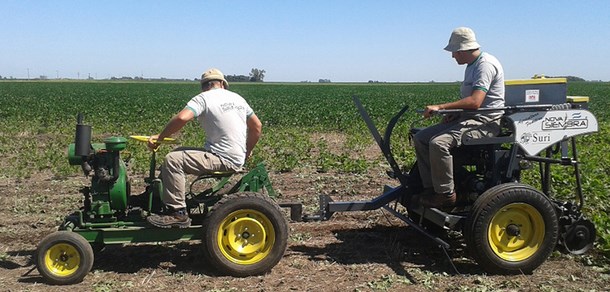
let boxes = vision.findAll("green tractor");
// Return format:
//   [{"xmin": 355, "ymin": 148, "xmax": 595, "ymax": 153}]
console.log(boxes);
[{"xmin": 35, "ymin": 114, "xmax": 288, "ymax": 285}]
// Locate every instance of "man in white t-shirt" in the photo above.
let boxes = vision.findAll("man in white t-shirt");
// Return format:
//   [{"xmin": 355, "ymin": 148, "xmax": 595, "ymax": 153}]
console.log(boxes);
[{"xmin": 146, "ymin": 68, "xmax": 262, "ymax": 228}]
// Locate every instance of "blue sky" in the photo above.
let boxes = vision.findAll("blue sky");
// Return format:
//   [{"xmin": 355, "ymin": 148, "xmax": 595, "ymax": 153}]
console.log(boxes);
[{"xmin": 1, "ymin": 1, "xmax": 609, "ymax": 82}]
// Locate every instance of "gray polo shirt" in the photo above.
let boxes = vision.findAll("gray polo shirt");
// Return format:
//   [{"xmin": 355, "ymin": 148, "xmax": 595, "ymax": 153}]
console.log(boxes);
[{"xmin": 461, "ymin": 52, "xmax": 505, "ymax": 119}]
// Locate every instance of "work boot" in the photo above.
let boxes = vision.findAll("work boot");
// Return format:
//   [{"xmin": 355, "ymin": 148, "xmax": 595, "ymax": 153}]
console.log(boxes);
[
  {"xmin": 408, "ymin": 188, "xmax": 434, "ymax": 207},
  {"xmin": 420, "ymin": 191, "xmax": 456, "ymax": 209},
  {"xmin": 147, "ymin": 208, "xmax": 191, "ymax": 228}
]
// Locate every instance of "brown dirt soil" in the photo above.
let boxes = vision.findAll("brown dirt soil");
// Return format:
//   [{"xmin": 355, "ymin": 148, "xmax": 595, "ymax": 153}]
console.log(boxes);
[
  {"xmin": 1, "ymin": 170, "xmax": 609, "ymax": 292},
  {"xmin": 1, "ymin": 134, "xmax": 609, "ymax": 291}
]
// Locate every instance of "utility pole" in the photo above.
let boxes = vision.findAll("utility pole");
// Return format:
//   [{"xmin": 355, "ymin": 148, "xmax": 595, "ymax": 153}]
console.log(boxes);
[{"xmin": 27, "ymin": 68, "xmax": 30, "ymax": 80}]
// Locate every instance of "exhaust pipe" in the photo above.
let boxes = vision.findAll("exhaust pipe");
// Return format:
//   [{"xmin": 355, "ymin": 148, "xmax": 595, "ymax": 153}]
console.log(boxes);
[{"xmin": 74, "ymin": 113, "xmax": 92, "ymax": 157}]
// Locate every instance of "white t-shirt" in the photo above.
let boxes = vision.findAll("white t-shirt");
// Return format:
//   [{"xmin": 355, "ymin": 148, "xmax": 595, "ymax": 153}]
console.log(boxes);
[{"xmin": 185, "ymin": 88, "xmax": 254, "ymax": 169}]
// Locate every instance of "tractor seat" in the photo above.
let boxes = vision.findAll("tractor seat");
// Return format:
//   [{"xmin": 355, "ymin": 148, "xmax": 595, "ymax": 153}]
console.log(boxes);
[
  {"xmin": 188, "ymin": 170, "xmax": 240, "ymax": 199},
  {"xmin": 209, "ymin": 170, "xmax": 236, "ymax": 176},
  {"xmin": 192, "ymin": 167, "xmax": 249, "ymax": 184},
  {"xmin": 195, "ymin": 170, "xmax": 238, "ymax": 179}
]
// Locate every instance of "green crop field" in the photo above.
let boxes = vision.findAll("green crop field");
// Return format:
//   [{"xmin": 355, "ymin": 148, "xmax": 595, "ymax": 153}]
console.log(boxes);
[{"xmin": 1, "ymin": 80, "xmax": 610, "ymax": 254}]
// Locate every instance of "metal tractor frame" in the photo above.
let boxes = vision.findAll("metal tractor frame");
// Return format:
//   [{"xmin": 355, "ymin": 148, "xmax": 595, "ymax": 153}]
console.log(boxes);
[
  {"xmin": 35, "ymin": 82, "xmax": 599, "ymax": 284},
  {"xmin": 282, "ymin": 94, "xmax": 598, "ymax": 275},
  {"xmin": 35, "ymin": 114, "xmax": 288, "ymax": 285}
]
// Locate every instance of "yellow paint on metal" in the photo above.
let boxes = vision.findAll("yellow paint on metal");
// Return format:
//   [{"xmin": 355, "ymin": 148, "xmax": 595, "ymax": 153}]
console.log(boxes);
[
  {"xmin": 129, "ymin": 135, "xmax": 178, "ymax": 144},
  {"xmin": 487, "ymin": 203, "xmax": 545, "ymax": 261},
  {"xmin": 567, "ymin": 96, "xmax": 590, "ymax": 103},
  {"xmin": 217, "ymin": 209, "xmax": 275, "ymax": 265},
  {"xmin": 44, "ymin": 243, "xmax": 81, "ymax": 277},
  {"xmin": 505, "ymin": 78, "xmax": 567, "ymax": 86}
]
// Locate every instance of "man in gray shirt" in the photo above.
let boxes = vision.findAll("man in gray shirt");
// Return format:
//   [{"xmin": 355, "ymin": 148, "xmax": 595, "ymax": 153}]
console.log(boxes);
[{"xmin": 413, "ymin": 27, "xmax": 505, "ymax": 208}]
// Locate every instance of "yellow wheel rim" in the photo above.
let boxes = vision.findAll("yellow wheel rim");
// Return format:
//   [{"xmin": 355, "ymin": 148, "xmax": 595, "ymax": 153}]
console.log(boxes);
[
  {"xmin": 488, "ymin": 203, "xmax": 545, "ymax": 261},
  {"xmin": 44, "ymin": 243, "xmax": 81, "ymax": 277},
  {"xmin": 217, "ymin": 209, "xmax": 275, "ymax": 265}
]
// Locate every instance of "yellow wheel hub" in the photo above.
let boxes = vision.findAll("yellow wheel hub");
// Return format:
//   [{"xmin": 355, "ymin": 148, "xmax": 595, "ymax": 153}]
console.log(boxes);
[
  {"xmin": 488, "ymin": 203, "xmax": 545, "ymax": 261},
  {"xmin": 44, "ymin": 243, "xmax": 81, "ymax": 277},
  {"xmin": 217, "ymin": 209, "xmax": 275, "ymax": 265}
]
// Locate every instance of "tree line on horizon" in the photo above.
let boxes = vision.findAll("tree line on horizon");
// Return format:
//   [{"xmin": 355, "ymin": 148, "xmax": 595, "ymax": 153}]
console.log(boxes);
[
  {"xmin": 0, "ymin": 72, "xmax": 595, "ymax": 83},
  {"xmin": 225, "ymin": 68, "xmax": 266, "ymax": 82}
]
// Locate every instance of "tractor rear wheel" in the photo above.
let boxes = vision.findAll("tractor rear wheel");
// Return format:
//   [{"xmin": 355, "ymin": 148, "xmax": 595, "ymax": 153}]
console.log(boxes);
[
  {"xmin": 464, "ymin": 183, "xmax": 558, "ymax": 274},
  {"xmin": 201, "ymin": 192, "xmax": 288, "ymax": 276},
  {"xmin": 36, "ymin": 231, "xmax": 94, "ymax": 285}
]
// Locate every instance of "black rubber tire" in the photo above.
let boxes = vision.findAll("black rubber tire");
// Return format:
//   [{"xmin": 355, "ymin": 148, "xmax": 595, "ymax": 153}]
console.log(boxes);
[
  {"xmin": 464, "ymin": 183, "xmax": 559, "ymax": 274},
  {"xmin": 201, "ymin": 192, "xmax": 288, "ymax": 276},
  {"xmin": 36, "ymin": 231, "xmax": 94, "ymax": 285}
]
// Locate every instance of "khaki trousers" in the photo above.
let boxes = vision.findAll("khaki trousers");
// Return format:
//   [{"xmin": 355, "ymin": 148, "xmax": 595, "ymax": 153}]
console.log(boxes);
[
  {"xmin": 413, "ymin": 116, "xmax": 500, "ymax": 194},
  {"xmin": 160, "ymin": 148, "xmax": 234, "ymax": 210}
]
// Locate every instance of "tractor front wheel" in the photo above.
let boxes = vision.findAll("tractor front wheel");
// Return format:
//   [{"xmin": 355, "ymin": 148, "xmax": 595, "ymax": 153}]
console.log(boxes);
[
  {"xmin": 202, "ymin": 192, "xmax": 288, "ymax": 276},
  {"xmin": 464, "ymin": 183, "xmax": 559, "ymax": 274},
  {"xmin": 36, "ymin": 231, "xmax": 94, "ymax": 285}
]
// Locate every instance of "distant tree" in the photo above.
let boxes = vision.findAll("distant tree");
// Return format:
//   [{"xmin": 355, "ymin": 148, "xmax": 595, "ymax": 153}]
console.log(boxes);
[
  {"xmin": 538, "ymin": 74, "xmax": 586, "ymax": 82},
  {"xmin": 226, "ymin": 74, "xmax": 250, "ymax": 82},
  {"xmin": 562, "ymin": 76, "xmax": 585, "ymax": 82},
  {"xmin": 249, "ymin": 68, "xmax": 266, "ymax": 82}
]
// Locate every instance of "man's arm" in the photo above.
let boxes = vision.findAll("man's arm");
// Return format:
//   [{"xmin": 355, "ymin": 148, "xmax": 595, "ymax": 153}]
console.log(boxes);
[
  {"xmin": 148, "ymin": 108, "xmax": 195, "ymax": 150},
  {"xmin": 423, "ymin": 89, "xmax": 487, "ymax": 118},
  {"xmin": 245, "ymin": 113, "xmax": 262, "ymax": 160}
]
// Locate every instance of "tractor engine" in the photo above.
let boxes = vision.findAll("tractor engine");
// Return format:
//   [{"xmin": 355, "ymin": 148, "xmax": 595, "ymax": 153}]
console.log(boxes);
[
  {"xmin": 67, "ymin": 114, "xmax": 130, "ymax": 221},
  {"xmin": 452, "ymin": 144, "xmax": 517, "ymax": 203}
]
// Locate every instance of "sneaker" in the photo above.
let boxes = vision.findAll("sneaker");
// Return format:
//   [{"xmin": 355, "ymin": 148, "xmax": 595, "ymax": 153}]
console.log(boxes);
[
  {"xmin": 147, "ymin": 209, "xmax": 191, "ymax": 228},
  {"xmin": 420, "ymin": 191, "xmax": 456, "ymax": 209}
]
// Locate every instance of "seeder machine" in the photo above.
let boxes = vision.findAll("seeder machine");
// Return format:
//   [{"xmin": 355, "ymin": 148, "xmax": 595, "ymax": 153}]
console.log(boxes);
[{"xmin": 284, "ymin": 77, "xmax": 598, "ymax": 274}]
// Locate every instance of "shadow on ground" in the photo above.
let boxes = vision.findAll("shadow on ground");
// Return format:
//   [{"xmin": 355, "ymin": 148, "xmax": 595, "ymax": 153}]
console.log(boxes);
[
  {"xmin": 10, "ymin": 241, "xmax": 219, "ymax": 284},
  {"xmin": 290, "ymin": 225, "xmax": 486, "ymax": 277},
  {"xmin": 10, "ymin": 224, "xmax": 491, "ymax": 285}
]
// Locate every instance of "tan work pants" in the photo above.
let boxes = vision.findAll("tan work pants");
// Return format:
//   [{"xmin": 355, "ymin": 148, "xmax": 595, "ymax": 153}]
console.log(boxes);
[
  {"xmin": 160, "ymin": 148, "xmax": 235, "ymax": 210},
  {"xmin": 413, "ymin": 116, "xmax": 500, "ymax": 194}
]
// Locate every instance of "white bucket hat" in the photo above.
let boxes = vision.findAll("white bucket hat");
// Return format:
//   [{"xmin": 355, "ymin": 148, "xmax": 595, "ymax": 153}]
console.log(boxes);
[
  {"xmin": 444, "ymin": 27, "xmax": 481, "ymax": 52},
  {"xmin": 201, "ymin": 68, "xmax": 229, "ymax": 88}
]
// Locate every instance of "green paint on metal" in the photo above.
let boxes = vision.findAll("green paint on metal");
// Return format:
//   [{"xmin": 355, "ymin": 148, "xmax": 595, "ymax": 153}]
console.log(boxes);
[{"xmin": 74, "ymin": 225, "xmax": 203, "ymax": 244}]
